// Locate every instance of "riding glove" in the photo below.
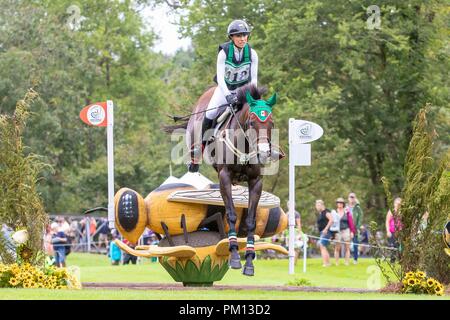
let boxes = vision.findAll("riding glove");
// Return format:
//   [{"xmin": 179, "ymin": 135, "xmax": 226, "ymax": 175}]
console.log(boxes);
[{"xmin": 226, "ymin": 94, "xmax": 238, "ymax": 105}]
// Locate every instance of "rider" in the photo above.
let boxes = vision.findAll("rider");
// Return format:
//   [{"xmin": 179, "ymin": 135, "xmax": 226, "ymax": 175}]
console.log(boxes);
[{"xmin": 189, "ymin": 19, "xmax": 259, "ymax": 172}]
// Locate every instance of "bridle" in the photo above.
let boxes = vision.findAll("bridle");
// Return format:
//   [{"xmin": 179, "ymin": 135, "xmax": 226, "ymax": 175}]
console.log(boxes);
[
  {"xmin": 218, "ymin": 104, "xmax": 273, "ymax": 164},
  {"xmin": 246, "ymin": 111, "xmax": 273, "ymax": 149}
]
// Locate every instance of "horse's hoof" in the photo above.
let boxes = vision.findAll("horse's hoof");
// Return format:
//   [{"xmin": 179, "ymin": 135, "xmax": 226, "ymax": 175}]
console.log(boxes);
[
  {"xmin": 229, "ymin": 251, "xmax": 242, "ymax": 269},
  {"xmin": 188, "ymin": 163, "xmax": 199, "ymax": 173},
  {"xmin": 229, "ymin": 258, "xmax": 242, "ymax": 269},
  {"xmin": 242, "ymin": 265, "xmax": 254, "ymax": 276}
]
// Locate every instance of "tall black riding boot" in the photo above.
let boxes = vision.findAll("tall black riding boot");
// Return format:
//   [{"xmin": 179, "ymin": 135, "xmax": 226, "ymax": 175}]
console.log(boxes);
[
  {"xmin": 201, "ymin": 117, "xmax": 214, "ymax": 147},
  {"xmin": 188, "ymin": 117, "xmax": 214, "ymax": 172}
]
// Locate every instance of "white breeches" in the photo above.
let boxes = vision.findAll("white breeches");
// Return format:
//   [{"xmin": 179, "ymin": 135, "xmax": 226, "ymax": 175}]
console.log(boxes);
[{"xmin": 205, "ymin": 87, "xmax": 236, "ymax": 120}]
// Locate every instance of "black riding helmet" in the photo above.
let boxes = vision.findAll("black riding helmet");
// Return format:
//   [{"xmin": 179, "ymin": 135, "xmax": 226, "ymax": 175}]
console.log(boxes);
[{"xmin": 227, "ymin": 20, "xmax": 251, "ymax": 38}]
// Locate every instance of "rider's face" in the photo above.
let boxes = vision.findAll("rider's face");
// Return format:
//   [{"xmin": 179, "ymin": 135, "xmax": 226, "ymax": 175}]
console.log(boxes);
[{"xmin": 231, "ymin": 33, "xmax": 248, "ymax": 48}]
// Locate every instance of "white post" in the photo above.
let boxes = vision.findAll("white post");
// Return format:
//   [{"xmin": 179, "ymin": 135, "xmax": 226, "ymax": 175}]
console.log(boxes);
[
  {"xmin": 107, "ymin": 100, "xmax": 115, "ymax": 229},
  {"xmin": 288, "ymin": 118, "xmax": 296, "ymax": 275},
  {"xmin": 303, "ymin": 239, "xmax": 307, "ymax": 273}
]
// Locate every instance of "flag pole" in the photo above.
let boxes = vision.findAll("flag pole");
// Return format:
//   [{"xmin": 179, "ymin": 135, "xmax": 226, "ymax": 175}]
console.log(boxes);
[
  {"xmin": 107, "ymin": 100, "xmax": 115, "ymax": 229},
  {"xmin": 288, "ymin": 118, "xmax": 296, "ymax": 275}
]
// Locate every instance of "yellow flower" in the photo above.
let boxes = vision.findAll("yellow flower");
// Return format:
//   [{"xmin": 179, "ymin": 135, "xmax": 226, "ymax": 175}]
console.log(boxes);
[
  {"xmin": 405, "ymin": 271, "xmax": 414, "ymax": 278},
  {"xmin": 407, "ymin": 278, "xmax": 416, "ymax": 286},
  {"xmin": 435, "ymin": 286, "xmax": 444, "ymax": 296},
  {"xmin": 415, "ymin": 271, "xmax": 426, "ymax": 279},
  {"xmin": 427, "ymin": 278, "xmax": 436, "ymax": 287},
  {"xmin": 9, "ymin": 277, "xmax": 19, "ymax": 287}
]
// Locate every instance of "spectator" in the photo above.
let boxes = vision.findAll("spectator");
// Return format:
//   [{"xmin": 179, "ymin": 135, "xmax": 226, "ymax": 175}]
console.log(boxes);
[
  {"xmin": 286, "ymin": 200, "xmax": 303, "ymax": 231},
  {"xmin": 97, "ymin": 218, "xmax": 110, "ymax": 250},
  {"xmin": 333, "ymin": 197, "xmax": 355, "ymax": 266},
  {"xmin": 329, "ymin": 206, "xmax": 340, "ymax": 238},
  {"xmin": 375, "ymin": 230, "xmax": 385, "ymax": 246},
  {"xmin": 315, "ymin": 199, "xmax": 333, "ymax": 267},
  {"xmin": 87, "ymin": 216, "xmax": 97, "ymax": 237},
  {"xmin": 44, "ymin": 224, "xmax": 54, "ymax": 257},
  {"xmin": 68, "ymin": 218, "xmax": 78, "ymax": 236},
  {"xmin": 142, "ymin": 228, "xmax": 153, "ymax": 246},
  {"xmin": 80, "ymin": 217, "xmax": 97, "ymax": 251},
  {"xmin": 150, "ymin": 234, "xmax": 159, "ymax": 263},
  {"xmin": 51, "ymin": 223, "xmax": 68, "ymax": 267},
  {"xmin": 347, "ymin": 192, "xmax": 363, "ymax": 264},
  {"xmin": 67, "ymin": 218, "xmax": 79, "ymax": 249},
  {"xmin": 122, "ymin": 239, "xmax": 137, "ymax": 265},
  {"xmin": 286, "ymin": 201, "xmax": 303, "ymax": 265},
  {"xmin": 359, "ymin": 225, "xmax": 370, "ymax": 256},
  {"xmin": 109, "ymin": 232, "xmax": 122, "ymax": 265},
  {"xmin": 386, "ymin": 197, "xmax": 402, "ymax": 263},
  {"xmin": 58, "ymin": 216, "xmax": 70, "ymax": 233}
]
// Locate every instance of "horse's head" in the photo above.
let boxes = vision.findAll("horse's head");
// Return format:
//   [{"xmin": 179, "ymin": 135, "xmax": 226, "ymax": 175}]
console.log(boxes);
[{"xmin": 245, "ymin": 90, "xmax": 277, "ymax": 164}]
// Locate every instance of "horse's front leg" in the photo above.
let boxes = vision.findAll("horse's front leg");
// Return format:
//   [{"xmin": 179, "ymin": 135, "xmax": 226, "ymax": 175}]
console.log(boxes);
[
  {"xmin": 218, "ymin": 166, "xmax": 241, "ymax": 269},
  {"xmin": 243, "ymin": 175, "xmax": 263, "ymax": 276}
]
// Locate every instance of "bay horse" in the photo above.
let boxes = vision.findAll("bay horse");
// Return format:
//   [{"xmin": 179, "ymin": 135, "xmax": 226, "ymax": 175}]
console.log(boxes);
[{"xmin": 169, "ymin": 84, "xmax": 280, "ymax": 276}]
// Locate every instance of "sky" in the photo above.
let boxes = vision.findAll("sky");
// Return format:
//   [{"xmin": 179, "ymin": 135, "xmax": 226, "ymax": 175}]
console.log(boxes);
[{"xmin": 140, "ymin": 5, "xmax": 191, "ymax": 55}]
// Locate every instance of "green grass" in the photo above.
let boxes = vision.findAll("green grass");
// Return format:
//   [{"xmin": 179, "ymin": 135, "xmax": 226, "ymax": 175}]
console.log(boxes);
[
  {"xmin": 0, "ymin": 253, "xmax": 448, "ymax": 300},
  {"xmin": 0, "ymin": 288, "xmax": 447, "ymax": 300},
  {"xmin": 67, "ymin": 253, "xmax": 389, "ymax": 288}
]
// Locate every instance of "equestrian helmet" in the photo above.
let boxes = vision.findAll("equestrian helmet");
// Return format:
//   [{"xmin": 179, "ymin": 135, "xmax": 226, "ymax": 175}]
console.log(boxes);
[{"xmin": 227, "ymin": 20, "xmax": 251, "ymax": 37}]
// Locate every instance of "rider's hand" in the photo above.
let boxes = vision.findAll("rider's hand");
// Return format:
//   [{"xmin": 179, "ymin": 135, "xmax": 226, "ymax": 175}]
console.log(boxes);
[{"xmin": 226, "ymin": 94, "xmax": 238, "ymax": 105}]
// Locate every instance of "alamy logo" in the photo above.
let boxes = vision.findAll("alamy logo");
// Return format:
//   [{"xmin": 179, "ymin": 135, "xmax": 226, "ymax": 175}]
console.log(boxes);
[{"xmin": 367, "ymin": 5, "xmax": 381, "ymax": 30}]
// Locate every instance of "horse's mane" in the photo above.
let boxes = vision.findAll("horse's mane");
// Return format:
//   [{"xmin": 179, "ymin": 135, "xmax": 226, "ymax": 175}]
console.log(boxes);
[{"xmin": 236, "ymin": 84, "xmax": 267, "ymax": 106}]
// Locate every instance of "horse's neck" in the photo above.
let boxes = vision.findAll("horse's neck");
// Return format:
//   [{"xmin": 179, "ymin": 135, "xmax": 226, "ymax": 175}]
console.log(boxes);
[{"xmin": 235, "ymin": 104, "xmax": 249, "ymax": 130}]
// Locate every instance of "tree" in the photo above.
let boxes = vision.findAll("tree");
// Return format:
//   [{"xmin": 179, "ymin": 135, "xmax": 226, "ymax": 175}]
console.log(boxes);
[{"xmin": 173, "ymin": 0, "xmax": 449, "ymax": 225}]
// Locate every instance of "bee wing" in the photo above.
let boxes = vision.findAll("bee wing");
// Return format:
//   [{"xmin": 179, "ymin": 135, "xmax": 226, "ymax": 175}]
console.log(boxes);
[
  {"xmin": 214, "ymin": 235, "xmax": 260, "ymax": 256},
  {"xmin": 114, "ymin": 239, "xmax": 196, "ymax": 258}
]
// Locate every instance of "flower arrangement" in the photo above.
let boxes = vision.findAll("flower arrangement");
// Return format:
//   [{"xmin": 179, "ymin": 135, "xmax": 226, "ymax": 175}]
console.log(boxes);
[
  {"xmin": 402, "ymin": 270, "xmax": 445, "ymax": 296},
  {"xmin": 0, "ymin": 263, "xmax": 81, "ymax": 289}
]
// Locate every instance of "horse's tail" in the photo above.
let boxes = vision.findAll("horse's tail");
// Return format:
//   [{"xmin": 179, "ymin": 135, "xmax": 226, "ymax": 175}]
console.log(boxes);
[{"xmin": 162, "ymin": 121, "xmax": 189, "ymax": 134}]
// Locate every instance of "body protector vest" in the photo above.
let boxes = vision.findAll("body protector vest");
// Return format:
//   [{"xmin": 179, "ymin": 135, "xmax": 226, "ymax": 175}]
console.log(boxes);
[{"xmin": 214, "ymin": 42, "xmax": 252, "ymax": 91}]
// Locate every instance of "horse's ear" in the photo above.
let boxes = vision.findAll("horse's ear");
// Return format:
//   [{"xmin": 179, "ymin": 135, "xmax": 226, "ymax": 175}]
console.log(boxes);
[
  {"xmin": 266, "ymin": 93, "xmax": 277, "ymax": 107},
  {"xmin": 246, "ymin": 90, "xmax": 256, "ymax": 106}
]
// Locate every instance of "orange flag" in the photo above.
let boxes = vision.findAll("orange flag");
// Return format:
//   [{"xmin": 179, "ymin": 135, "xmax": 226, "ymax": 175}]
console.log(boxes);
[{"xmin": 80, "ymin": 102, "xmax": 108, "ymax": 127}]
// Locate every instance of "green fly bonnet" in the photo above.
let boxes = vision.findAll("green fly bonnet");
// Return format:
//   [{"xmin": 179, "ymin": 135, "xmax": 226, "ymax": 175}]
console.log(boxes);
[{"xmin": 246, "ymin": 91, "xmax": 277, "ymax": 123}]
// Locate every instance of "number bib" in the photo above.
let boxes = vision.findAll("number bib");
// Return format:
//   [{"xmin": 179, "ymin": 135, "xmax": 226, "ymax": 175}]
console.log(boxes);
[{"xmin": 224, "ymin": 62, "xmax": 251, "ymax": 86}]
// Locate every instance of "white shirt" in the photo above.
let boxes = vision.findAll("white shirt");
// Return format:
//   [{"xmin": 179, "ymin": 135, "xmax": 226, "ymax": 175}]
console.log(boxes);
[{"xmin": 216, "ymin": 46, "xmax": 258, "ymax": 97}]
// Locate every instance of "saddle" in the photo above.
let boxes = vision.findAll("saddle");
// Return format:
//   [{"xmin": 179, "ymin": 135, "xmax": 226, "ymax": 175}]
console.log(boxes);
[{"xmin": 208, "ymin": 104, "xmax": 238, "ymax": 144}]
